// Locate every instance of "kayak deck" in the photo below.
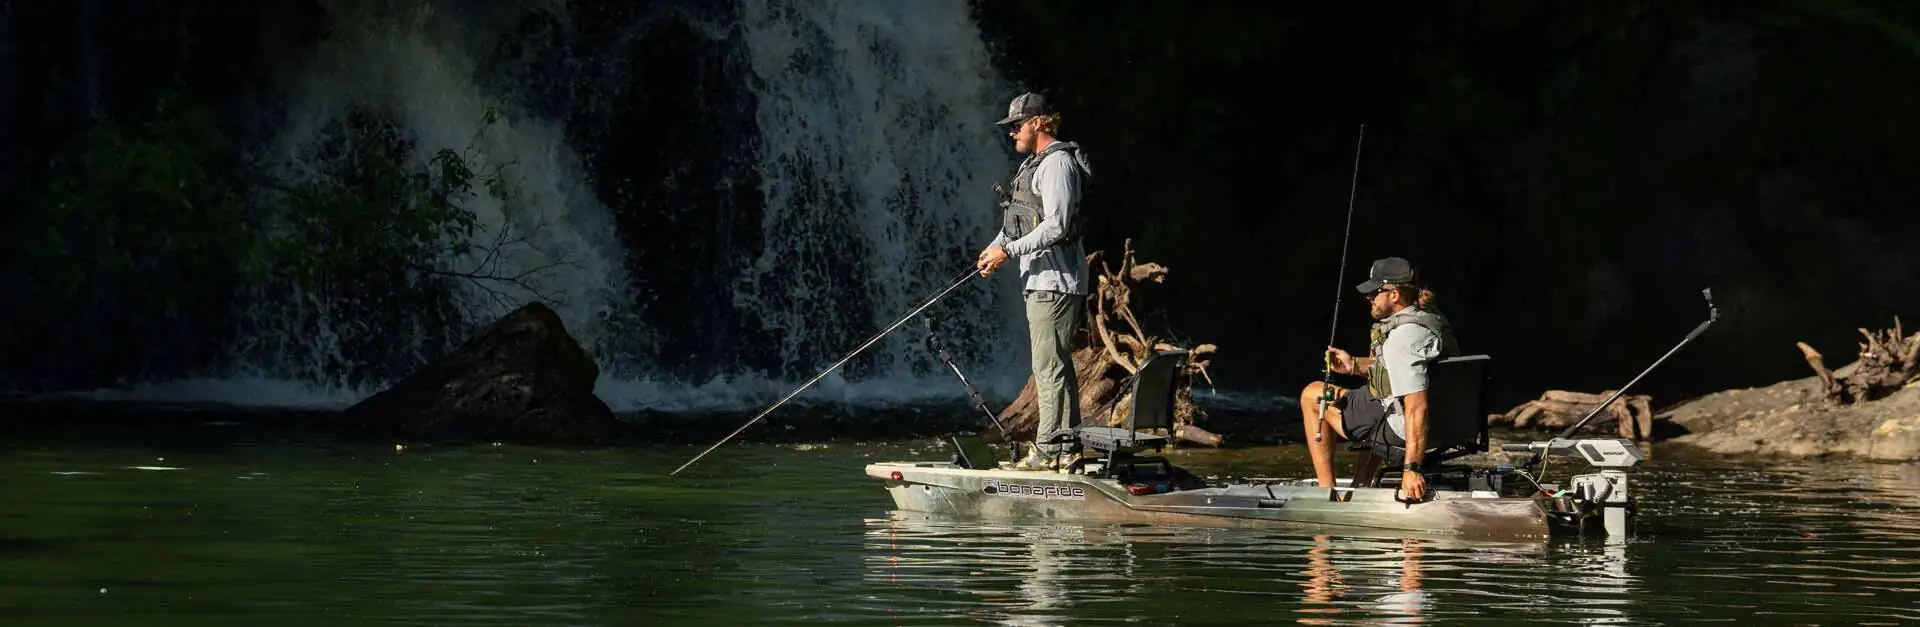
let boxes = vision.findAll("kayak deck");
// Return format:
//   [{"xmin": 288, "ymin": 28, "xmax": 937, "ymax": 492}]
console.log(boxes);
[{"xmin": 866, "ymin": 461, "xmax": 1561, "ymax": 539}]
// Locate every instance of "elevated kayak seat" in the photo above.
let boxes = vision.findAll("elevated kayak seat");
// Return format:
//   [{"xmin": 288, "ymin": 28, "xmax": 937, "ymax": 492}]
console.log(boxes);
[
  {"xmin": 1348, "ymin": 354, "xmax": 1493, "ymax": 483},
  {"xmin": 1064, "ymin": 350, "xmax": 1186, "ymax": 481}
]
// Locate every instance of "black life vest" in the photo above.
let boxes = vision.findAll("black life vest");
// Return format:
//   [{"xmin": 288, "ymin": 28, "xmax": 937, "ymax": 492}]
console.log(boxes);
[
  {"xmin": 999, "ymin": 141, "xmax": 1093, "ymax": 241},
  {"xmin": 1366, "ymin": 307, "xmax": 1461, "ymax": 400}
]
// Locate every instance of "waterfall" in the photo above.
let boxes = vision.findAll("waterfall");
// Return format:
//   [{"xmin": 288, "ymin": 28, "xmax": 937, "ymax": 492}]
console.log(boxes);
[
  {"xmin": 52, "ymin": 0, "xmax": 1032, "ymax": 413},
  {"xmin": 227, "ymin": 0, "xmax": 639, "ymax": 404},
  {"xmin": 594, "ymin": 0, "xmax": 1029, "ymax": 411},
  {"xmin": 736, "ymin": 0, "xmax": 1023, "ymax": 394}
]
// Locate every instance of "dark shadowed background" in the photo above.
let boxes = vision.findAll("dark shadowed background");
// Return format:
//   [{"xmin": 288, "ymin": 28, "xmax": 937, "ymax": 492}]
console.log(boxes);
[{"xmin": 3, "ymin": 0, "xmax": 1915, "ymax": 414}]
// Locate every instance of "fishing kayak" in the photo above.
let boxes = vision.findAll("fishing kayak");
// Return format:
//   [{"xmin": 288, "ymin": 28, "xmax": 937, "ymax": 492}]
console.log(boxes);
[{"xmin": 865, "ymin": 437, "xmax": 1644, "ymax": 540}]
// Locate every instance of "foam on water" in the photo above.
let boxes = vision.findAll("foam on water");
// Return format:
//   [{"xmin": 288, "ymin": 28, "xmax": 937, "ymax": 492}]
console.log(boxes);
[{"xmin": 34, "ymin": 375, "xmax": 367, "ymax": 410}]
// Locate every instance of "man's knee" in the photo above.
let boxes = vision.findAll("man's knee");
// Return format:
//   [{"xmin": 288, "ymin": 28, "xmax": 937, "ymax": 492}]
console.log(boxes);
[
  {"xmin": 1301, "ymin": 382, "xmax": 1344, "ymax": 404},
  {"xmin": 1031, "ymin": 350, "xmax": 1068, "ymax": 374}
]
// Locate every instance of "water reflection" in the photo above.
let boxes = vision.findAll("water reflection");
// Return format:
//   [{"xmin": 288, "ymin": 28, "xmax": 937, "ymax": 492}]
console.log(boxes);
[
  {"xmin": 8, "ymin": 439, "xmax": 1920, "ymax": 624},
  {"xmin": 1009, "ymin": 526, "xmax": 1070, "ymax": 626},
  {"xmin": 865, "ymin": 515, "xmax": 1134, "ymax": 626},
  {"xmin": 1298, "ymin": 534, "xmax": 1344, "ymax": 623},
  {"xmin": 864, "ymin": 513, "xmax": 1554, "ymax": 625},
  {"xmin": 1297, "ymin": 536, "xmax": 1436, "ymax": 625},
  {"xmin": 852, "ymin": 451, "xmax": 1920, "ymax": 625}
]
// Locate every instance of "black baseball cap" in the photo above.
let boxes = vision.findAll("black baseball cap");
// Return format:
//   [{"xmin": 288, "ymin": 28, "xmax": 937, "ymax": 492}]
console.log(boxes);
[{"xmin": 1355, "ymin": 257, "xmax": 1417, "ymax": 293}]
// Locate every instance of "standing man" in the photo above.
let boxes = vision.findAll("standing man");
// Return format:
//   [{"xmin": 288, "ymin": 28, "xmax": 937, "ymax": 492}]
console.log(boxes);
[
  {"xmin": 1297, "ymin": 257, "xmax": 1458, "ymax": 500},
  {"xmin": 977, "ymin": 92, "xmax": 1094, "ymax": 471}
]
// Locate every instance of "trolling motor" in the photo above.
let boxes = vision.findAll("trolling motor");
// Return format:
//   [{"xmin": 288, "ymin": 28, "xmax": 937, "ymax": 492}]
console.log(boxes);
[
  {"xmin": 923, "ymin": 316, "xmax": 1021, "ymax": 468},
  {"xmin": 1496, "ymin": 287, "xmax": 1720, "ymax": 536},
  {"xmin": 1498, "ymin": 437, "xmax": 1646, "ymax": 535}
]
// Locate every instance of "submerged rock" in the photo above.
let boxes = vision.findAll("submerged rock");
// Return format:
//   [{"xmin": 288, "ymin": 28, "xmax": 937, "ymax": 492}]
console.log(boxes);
[
  {"xmin": 1657, "ymin": 369, "xmax": 1920, "ymax": 461},
  {"xmin": 342, "ymin": 302, "xmax": 620, "ymax": 443}
]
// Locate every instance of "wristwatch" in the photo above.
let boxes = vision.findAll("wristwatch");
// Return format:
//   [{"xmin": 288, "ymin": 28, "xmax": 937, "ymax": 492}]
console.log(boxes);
[{"xmin": 1404, "ymin": 462, "xmax": 1425, "ymax": 473}]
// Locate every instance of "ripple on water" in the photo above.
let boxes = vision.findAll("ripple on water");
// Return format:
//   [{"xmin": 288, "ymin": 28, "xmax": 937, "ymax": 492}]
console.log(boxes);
[{"xmin": 4, "ymin": 442, "xmax": 1920, "ymax": 624}]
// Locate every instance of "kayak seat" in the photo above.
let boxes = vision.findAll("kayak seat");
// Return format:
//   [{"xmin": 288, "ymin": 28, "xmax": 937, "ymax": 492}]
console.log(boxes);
[
  {"xmin": 1073, "ymin": 349, "xmax": 1186, "ymax": 468},
  {"xmin": 1358, "ymin": 354, "xmax": 1492, "ymax": 473}
]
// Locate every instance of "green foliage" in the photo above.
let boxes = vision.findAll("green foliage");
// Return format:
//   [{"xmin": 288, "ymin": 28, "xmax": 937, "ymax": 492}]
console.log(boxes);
[
  {"xmin": 246, "ymin": 103, "xmax": 527, "ymax": 386},
  {"xmin": 260, "ymin": 105, "xmax": 511, "ymax": 292},
  {"xmin": 20, "ymin": 91, "xmax": 250, "ymax": 311},
  {"xmin": 5, "ymin": 89, "xmax": 524, "ymax": 387},
  {"xmin": 8, "ymin": 90, "xmax": 253, "ymax": 381}
]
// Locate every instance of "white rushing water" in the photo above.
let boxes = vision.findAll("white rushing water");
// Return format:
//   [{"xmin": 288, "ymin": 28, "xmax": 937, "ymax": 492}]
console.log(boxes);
[
  {"xmin": 731, "ymin": 0, "xmax": 1021, "ymax": 377},
  {"xmin": 597, "ymin": 0, "xmax": 1031, "ymax": 411},
  {"xmin": 227, "ymin": 0, "xmax": 636, "ymax": 404},
  {"xmin": 622, "ymin": 0, "xmax": 1024, "ymax": 409}
]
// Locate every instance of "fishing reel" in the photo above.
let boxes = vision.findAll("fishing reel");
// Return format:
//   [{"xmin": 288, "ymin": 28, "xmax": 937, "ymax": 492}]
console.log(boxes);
[{"xmin": 1312, "ymin": 350, "xmax": 1346, "ymax": 442}]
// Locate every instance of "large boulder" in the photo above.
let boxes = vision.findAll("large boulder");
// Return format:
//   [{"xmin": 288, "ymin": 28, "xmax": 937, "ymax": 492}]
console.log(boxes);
[
  {"xmin": 1658, "ymin": 369, "xmax": 1920, "ymax": 461},
  {"xmin": 343, "ymin": 302, "xmax": 620, "ymax": 443}
]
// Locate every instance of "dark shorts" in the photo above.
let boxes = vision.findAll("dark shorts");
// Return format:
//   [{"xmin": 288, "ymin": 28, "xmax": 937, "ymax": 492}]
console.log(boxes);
[{"xmin": 1337, "ymin": 385, "xmax": 1405, "ymax": 448}]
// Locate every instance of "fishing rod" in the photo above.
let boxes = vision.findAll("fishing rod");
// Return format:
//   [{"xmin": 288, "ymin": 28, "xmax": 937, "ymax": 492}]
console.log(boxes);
[
  {"xmin": 1316, "ymin": 124, "xmax": 1366, "ymax": 442},
  {"xmin": 922, "ymin": 315, "xmax": 1020, "ymax": 466},
  {"xmin": 1520, "ymin": 287, "xmax": 1720, "ymax": 467},
  {"xmin": 670, "ymin": 266, "xmax": 981, "ymax": 476}
]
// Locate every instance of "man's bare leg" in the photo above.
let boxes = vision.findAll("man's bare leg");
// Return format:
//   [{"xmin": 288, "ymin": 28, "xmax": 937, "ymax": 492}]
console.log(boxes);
[{"xmin": 1299, "ymin": 382, "xmax": 1348, "ymax": 489}]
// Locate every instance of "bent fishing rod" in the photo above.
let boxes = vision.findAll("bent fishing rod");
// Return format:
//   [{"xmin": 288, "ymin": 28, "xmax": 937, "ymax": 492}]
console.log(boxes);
[
  {"xmin": 1316, "ymin": 124, "xmax": 1366, "ymax": 441},
  {"xmin": 1512, "ymin": 287, "xmax": 1720, "ymax": 467},
  {"xmin": 670, "ymin": 266, "xmax": 981, "ymax": 476}
]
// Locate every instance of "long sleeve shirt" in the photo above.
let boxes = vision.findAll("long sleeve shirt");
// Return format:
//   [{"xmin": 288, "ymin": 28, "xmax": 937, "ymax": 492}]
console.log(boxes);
[{"xmin": 988, "ymin": 147, "xmax": 1088, "ymax": 295}]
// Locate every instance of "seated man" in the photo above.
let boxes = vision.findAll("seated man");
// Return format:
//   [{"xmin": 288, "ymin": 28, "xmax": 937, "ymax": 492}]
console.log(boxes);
[{"xmin": 1299, "ymin": 257, "xmax": 1458, "ymax": 500}]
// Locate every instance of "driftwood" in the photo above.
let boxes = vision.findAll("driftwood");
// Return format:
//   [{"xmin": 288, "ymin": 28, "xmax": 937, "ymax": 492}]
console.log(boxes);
[
  {"xmin": 1488, "ymin": 390, "xmax": 1656, "ymax": 441},
  {"xmin": 1797, "ymin": 318, "xmax": 1920, "ymax": 405},
  {"xmin": 993, "ymin": 239, "xmax": 1221, "ymax": 447}
]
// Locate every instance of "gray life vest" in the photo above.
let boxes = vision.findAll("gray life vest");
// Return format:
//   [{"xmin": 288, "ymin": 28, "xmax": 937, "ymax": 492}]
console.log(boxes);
[
  {"xmin": 999, "ymin": 141, "xmax": 1093, "ymax": 241},
  {"xmin": 1366, "ymin": 307, "xmax": 1461, "ymax": 400}
]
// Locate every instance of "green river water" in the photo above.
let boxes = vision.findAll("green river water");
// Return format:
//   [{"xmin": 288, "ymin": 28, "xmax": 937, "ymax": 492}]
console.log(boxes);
[{"xmin": 3, "ymin": 416, "xmax": 1918, "ymax": 626}]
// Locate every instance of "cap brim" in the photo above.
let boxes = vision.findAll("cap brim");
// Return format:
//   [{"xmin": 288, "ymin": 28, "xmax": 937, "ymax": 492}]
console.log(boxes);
[
  {"xmin": 1355, "ymin": 279, "xmax": 1385, "ymax": 294},
  {"xmin": 995, "ymin": 114, "xmax": 1031, "ymax": 126}
]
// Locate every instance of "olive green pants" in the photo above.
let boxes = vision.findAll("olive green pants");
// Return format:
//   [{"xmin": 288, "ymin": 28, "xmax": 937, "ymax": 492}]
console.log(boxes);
[{"xmin": 1025, "ymin": 290, "xmax": 1084, "ymax": 454}]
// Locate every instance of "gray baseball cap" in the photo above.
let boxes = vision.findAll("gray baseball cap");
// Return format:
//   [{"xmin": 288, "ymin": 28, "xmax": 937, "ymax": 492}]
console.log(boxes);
[{"xmin": 995, "ymin": 92, "xmax": 1052, "ymax": 125}]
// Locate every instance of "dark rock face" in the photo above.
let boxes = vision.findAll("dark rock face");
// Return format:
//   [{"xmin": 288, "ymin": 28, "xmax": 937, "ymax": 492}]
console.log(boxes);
[
  {"xmin": 6, "ymin": 1, "xmax": 1920, "ymax": 414},
  {"xmin": 343, "ymin": 302, "xmax": 620, "ymax": 443}
]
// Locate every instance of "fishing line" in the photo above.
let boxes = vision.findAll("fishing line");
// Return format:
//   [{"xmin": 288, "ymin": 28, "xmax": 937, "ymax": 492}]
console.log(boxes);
[{"xmin": 671, "ymin": 266, "xmax": 981, "ymax": 476}]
